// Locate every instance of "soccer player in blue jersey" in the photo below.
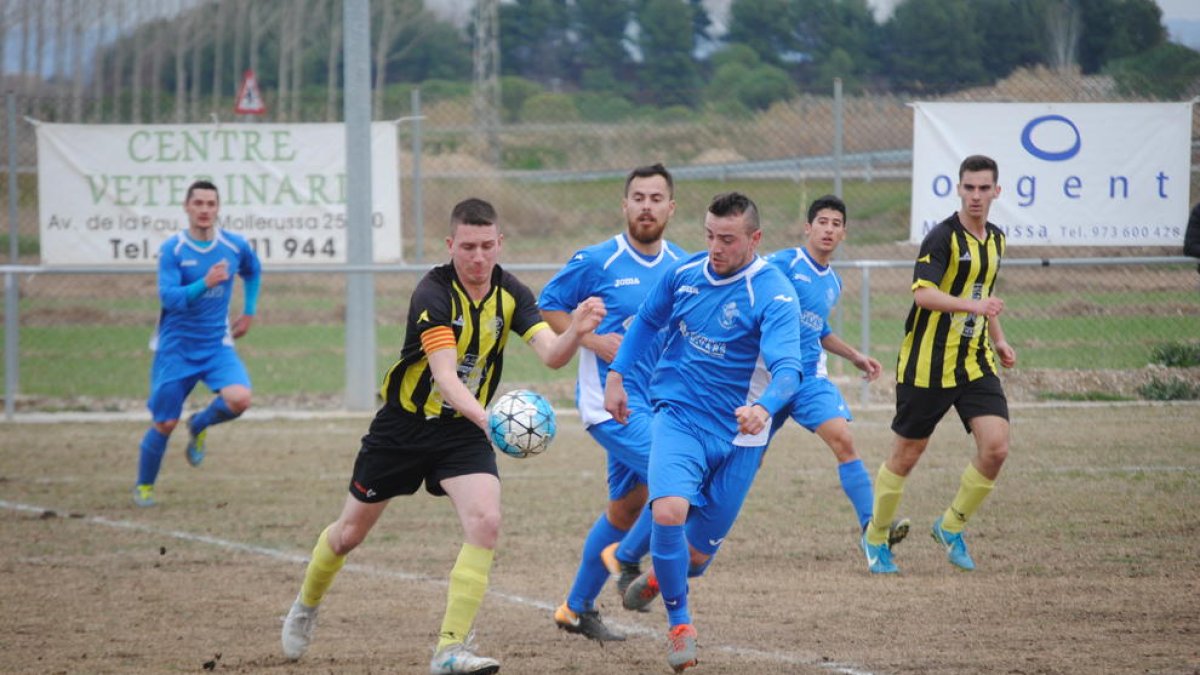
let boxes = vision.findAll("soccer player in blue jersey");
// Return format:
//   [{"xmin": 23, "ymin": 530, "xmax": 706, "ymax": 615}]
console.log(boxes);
[
  {"xmin": 541, "ymin": 163, "xmax": 687, "ymax": 642},
  {"xmin": 605, "ymin": 192, "xmax": 803, "ymax": 672},
  {"xmin": 765, "ymin": 195, "xmax": 909, "ymax": 573},
  {"xmin": 132, "ymin": 180, "xmax": 262, "ymax": 507}
]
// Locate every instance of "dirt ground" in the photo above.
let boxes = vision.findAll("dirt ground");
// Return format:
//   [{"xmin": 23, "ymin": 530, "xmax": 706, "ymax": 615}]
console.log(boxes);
[{"xmin": 1, "ymin": 404, "xmax": 1198, "ymax": 674}]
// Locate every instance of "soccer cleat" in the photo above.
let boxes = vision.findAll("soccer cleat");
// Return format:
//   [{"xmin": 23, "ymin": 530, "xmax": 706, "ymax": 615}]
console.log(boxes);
[
  {"xmin": 931, "ymin": 516, "xmax": 976, "ymax": 571},
  {"xmin": 600, "ymin": 542, "xmax": 644, "ymax": 604},
  {"xmin": 860, "ymin": 531, "xmax": 899, "ymax": 574},
  {"xmin": 429, "ymin": 638, "xmax": 500, "ymax": 675},
  {"xmin": 888, "ymin": 517, "xmax": 912, "ymax": 548},
  {"xmin": 622, "ymin": 569, "xmax": 660, "ymax": 612},
  {"xmin": 666, "ymin": 623, "xmax": 699, "ymax": 672},
  {"xmin": 185, "ymin": 415, "xmax": 206, "ymax": 467},
  {"xmin": 281, "ymin": 597, "xmax": 319, "ymax": 661},
  {"xmin": 131, "ymin": 484, "xmax": 156, "ymax": 507},
  {"xmin": 554, "ymin": 603, "xmax": 626, "ymax": 641}
]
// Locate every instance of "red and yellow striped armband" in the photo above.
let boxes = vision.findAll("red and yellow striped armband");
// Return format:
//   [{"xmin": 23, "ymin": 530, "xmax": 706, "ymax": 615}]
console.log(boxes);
[{"xmin": 420, "ymin": 325, "xmax": 457, "ymax": 354}]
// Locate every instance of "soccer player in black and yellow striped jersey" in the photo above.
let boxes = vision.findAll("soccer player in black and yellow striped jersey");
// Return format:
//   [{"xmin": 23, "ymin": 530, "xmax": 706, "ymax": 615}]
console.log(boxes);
[
  {"xmin": 279, "ymin": 198, "xmax": 605, "ymax": 674},
  {"xmin": 862, "ymin": 155, "xmax": 1017, "ymax": 574}
]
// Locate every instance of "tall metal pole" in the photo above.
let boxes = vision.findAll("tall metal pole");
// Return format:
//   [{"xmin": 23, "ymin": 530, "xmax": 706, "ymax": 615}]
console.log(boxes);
[
  {"xmin": 411, "ymin": 88, "xmax": 424, "ymax": 263},
  {"xmin": 342, "ymin": 0, "xmax": 376, "ymax": 411},
  {"xmin": 5, "ymin": 92, "xmax": 20, "ymax": 419}
]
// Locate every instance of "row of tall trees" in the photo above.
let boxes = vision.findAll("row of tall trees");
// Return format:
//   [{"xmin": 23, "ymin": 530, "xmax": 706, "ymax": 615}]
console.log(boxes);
[{"xmin": 0, "ymin": 0, "xmax": 1195, "ymax": 124}]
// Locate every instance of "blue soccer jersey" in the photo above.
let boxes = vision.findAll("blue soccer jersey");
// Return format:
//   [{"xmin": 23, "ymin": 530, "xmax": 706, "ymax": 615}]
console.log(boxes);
[
  {"xmin": 539, "ymin": 233, "xmax": 686, "ymax": 426},
  {"xmin": 612, "ymin": 252, "xmax": 804, "ymax": 446},
  {"xmin": 153, "ymin": 229, "xmax": 262, "ymax": 358},
  {"xmin": 766, "ymin": 246, "xmax": 840, "ymax": 378}
]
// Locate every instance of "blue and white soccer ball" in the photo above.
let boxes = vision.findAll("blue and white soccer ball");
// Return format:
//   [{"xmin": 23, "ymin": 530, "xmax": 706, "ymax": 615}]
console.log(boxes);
[{"xmin": 488, "ymin": 389, "xmax": 557, "ymax": 458}]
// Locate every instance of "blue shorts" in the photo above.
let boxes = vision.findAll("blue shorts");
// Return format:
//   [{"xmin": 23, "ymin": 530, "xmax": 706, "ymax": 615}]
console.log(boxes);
[
  {"xmin": 648, "ymin": 405, "xmax": 766, "ymax": 557},
  {"xmin": 147, "ymin": 344, "xmax": 250, "ymax": 423},
  {"xmin": 587, "ymin": 413, "xmax": 651, "ymax": 501},
  {"xmin": 784, "ymin": 377, "xmax": 852, "ymax": 432}
]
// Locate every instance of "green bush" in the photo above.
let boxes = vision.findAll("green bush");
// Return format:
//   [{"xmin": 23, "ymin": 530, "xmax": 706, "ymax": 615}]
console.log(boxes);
[
  {"xmin": 1137, "ymin": 377, "xmax": 1200, "ymax": 401},
  {"xmin": 1149, "ymin": 341, "xmax": 1200, "ymax": 368},
  {"xmin": 520, "ymin": 93, "xmax": 581, "ymax": 123}
]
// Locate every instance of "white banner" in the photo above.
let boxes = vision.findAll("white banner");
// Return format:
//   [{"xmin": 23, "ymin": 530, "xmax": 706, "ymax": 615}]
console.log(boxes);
[
  {"xmin": 36, "ymin": 122, "xmax": 402, "ymax": 265},
  {"xmin": 911, "ymin": 102, "xmax": 1192, "ymax": 246}
]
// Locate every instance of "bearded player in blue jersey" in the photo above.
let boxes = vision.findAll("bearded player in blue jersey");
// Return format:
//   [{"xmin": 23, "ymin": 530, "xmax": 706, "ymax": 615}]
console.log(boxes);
[
  {"xmin": 765, "ymin": 195, "xmax": 909, "ymax": 574},
  {"xmin": 541, "ymin": 164, "xmax": 687, "ymax": 642},
  {"xmin": 605, "ymin": 192, "xmax": 802, "ymax": 673},
  {"xmin": 132, "ymin": 180, "xmax": 262, "ymax": 507}
]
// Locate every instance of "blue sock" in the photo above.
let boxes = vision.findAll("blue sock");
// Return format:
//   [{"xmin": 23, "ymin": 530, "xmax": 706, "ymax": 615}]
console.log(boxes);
[
  {"xmin": 190, "ymin": 396, "xmax": 238, "ymax": 434},
  {"xmin": 566, "ymin": 514, "xmax": 626, "ymax": 612},
  {"xmin": 616, "ymin": 505, "xmax": 653, "ymax": 564},
  {"xmin": 136, "ymin": 427, "xmax": 169, "ymax": 486},
  {"xmin": 651, "ymin": 521, "xmax": 690, "ymax": 626},
  {"xmin": 838, "ymin": 458, "xmax": 874, "ymax": 530}
]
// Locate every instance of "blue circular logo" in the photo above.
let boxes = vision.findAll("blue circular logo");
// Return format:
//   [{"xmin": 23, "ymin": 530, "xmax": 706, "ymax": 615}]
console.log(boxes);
[{"xmin": 1020, "ymin": 114, "xmax": 1081, "ymax": 161}]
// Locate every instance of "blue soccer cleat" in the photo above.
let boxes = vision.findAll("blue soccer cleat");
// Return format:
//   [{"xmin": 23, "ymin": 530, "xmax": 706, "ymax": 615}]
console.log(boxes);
[
  {"xmin": 860, "ymin": 530, "xmax": 899, "ymax": 574},
  {"xmin": 931, "ymin": 516, "xmax": 976, "ymax": 571},
  {"xmin": 185, "ymin": 415, "xmax": 206, "ymax": 467}
]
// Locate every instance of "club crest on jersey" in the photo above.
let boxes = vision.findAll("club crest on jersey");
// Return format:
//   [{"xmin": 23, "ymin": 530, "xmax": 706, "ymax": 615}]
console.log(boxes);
[
  {"xmin": 826, "ymin": 288, "xmax": 836, "ymax": 305},
  {"xmin": 492, "ymin": 316, "xmax": 504, "ymax": 337},
  {"xmin": 718, "ymin": 301, "xmax": 739, "ymax": 329}
]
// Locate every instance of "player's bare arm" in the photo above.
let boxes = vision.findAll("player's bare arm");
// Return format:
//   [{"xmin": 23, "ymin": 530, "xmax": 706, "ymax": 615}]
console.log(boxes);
[
  {"xmin": 603, "ymin": 371, "xmax": 630, "ymax": 424},
  {"xmin": 230, "ymin": 315, "xmax": 254, "ymax": 339},
  {"xmin": 530, "ymin": 297, "xmax": 606, "ymax": 369},
  {"xmin": 204, "ymin": 259, "xmax": 230, "ymax": 287},
  {"xmin": 734, "ymin": 404, "xmax": 770, "ymax": 435},
  {"xmin": 989, "ymin": 316, "xmax": 1017, "ymax": 368},
  {"xmin": 541, "ymin": 308, "xmax": 622, "ymax": 363},
  {"xmin": 426, "ymin": 347, "xmax": 490, "ymax": 431},
  {"xmin": 913, "ymin": 285, "xmax": 1003, "ymax": 318},
  {"xmin": 821, "ymin": 333, "xmax": 883, "ymax": 381}
]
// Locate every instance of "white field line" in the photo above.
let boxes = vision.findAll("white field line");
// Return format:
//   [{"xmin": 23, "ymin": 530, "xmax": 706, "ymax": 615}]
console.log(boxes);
[{"xmin": 0, "ymin": 498, "xmax": 873, "ymax": 675}]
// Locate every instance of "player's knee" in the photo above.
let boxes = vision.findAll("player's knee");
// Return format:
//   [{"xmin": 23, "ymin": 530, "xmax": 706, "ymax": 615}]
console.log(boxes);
[
  {"xmin": 224, "ymin": 389, "xmax": 252, "ymax": 415},
  {"xmin": 329, "ymin": 524, "xmax": 365, "ymax": 555},
  {"xmin": 828, "ymin": 437, "xmax": 859, "ymax": 464},
  {"xmin": 154, "ymin": 420, "xmax": 178, "ymax": 435},
  {"xmin": 463, "ymin": 509, "xmax": 501, "ymax": 547},
  {"xmin": 687, "ymin": 554, "xmax": 713, "ymax": 578}
]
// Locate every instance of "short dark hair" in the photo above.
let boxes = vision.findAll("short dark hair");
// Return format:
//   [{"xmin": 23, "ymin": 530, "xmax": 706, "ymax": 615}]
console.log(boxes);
[
  {"xmin": 450, "ymin": 198, "xmax": 498, "ymax": 232},
  {"xmin": 959, "ymin": 154, "xmax": 999, "ymax": 182},
  {"xmin": 708, "ymin": 191, "xmax": 759, "ymax": 231},
  {"xmin": 185, "ymin": 179, "xmax": 219, "ymax": 203},
  {"xmin": 807, "ymin": 194, "xmax": 847, "ymax": 225},
  {"xmin": 625, "ymin": 163, "xmax": 674, "ymax": 198}
]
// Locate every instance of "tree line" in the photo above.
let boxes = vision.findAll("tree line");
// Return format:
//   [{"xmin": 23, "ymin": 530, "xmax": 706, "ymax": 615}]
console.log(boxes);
[{"xmin": 2, "ymin": 0, "xmax": 1197, "ymax": 125}]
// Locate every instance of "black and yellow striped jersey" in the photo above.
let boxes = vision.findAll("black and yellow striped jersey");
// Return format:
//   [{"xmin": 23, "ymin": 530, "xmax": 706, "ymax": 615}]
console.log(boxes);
[
  {"xmin": 381, "ymin": 263, "xmax": 549, "ymax": 419},
  {"xmin": 896, "ymin": 212, "xmax": 1006, "ymax": 388}
]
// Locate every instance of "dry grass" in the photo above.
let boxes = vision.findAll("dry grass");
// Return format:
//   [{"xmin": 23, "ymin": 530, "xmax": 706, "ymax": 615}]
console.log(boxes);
[{"xmin": 1, "ymin": 403, "xmax": 1198, "ymax": 674}]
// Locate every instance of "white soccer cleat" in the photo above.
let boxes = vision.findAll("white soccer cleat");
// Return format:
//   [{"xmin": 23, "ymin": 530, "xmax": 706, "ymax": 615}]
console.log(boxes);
[
  {"xmin": 429, "ymin": 637, "xmax": 500, "ymax": 675},
  {"xmin": 281, "ymin": 597, "xmax": 318, "ymax": 661}
]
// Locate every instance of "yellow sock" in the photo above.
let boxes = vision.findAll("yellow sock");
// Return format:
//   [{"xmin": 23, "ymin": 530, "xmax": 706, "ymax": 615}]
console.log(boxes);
[
  {"xmin": 436, "ymin": 543, "xmax": 494, "ymax": 651},
  {"xmin": 299, "ymin": 526, "xmax": 347, "ymax": 607},
  {"xmin": 866, "ymin": 465, "xmax": 906, "ymax": 546},
  {"xmin": 941, "ymin": 463, "xmax": 995, "ymax": 534}
]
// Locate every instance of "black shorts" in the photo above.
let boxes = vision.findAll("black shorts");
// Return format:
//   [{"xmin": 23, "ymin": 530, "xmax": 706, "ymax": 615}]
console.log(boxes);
[
  {"xmin": 348, "ymin": 404, "xmax": 498, "ymax": 502},
  {"xmin": 891, "ymin": 375, "xmax": 1009, "ymax": 440}
]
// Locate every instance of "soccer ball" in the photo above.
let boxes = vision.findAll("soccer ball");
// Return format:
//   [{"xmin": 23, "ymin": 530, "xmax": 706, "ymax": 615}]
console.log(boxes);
[{"xmin": 488, "ymin": 389, "xmax": 557, "ymax": 458}]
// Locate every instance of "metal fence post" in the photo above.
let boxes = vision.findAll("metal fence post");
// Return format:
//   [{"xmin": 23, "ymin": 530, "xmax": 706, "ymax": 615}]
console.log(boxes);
[
  {"xmin": 5, "ymin": 92, "xmax": 20, "ymax": 420},
  {"xmin": 342, "ymin": 0, "xmax": 377, "ymax": 411},
  {"xmin": 860, "ymin": 266, "xmax": 871, "ymax": 405},
  {"xmin": 411, "ymin": 88, "xmax": 423, "ymax": 264}
]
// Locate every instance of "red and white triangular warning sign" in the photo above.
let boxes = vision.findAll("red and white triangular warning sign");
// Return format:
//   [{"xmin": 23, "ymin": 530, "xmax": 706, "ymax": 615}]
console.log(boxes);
[{"xmin": 234, "ymin": 69, "xmax": 266, "ymax": 115}]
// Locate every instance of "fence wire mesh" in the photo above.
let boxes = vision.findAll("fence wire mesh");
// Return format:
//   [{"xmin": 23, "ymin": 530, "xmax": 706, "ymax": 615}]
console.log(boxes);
[{"xmin": 1, "ymin": 0, "xmax": 1198, "ymax": 412}]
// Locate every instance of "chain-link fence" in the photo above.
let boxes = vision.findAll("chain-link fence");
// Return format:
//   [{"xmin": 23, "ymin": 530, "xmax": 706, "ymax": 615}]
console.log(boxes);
[{"xmin": 2, "ymin": 2, "xmax": 1198, "ymax": 414}]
